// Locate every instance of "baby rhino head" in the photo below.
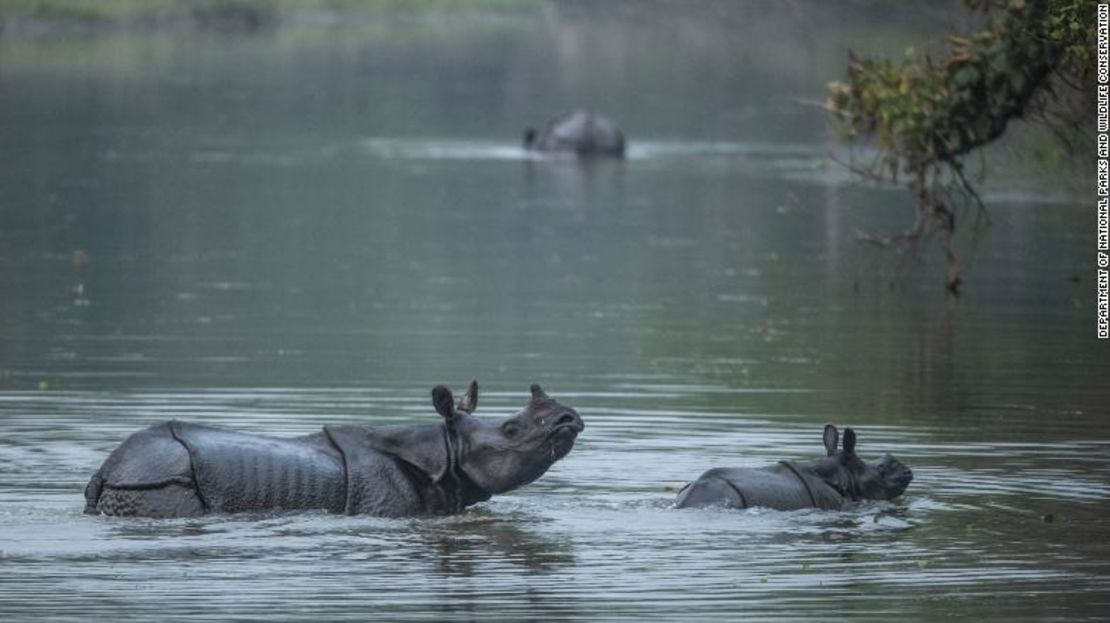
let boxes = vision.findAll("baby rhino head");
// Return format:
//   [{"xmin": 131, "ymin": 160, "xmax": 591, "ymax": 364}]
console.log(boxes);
[
  {"xmin": 433, "ymin": 382, "xmax": 584, "ymax": 495},
  {"xmin": 813, "ymin": 424, "xmax": 913, "ymax": 502}
]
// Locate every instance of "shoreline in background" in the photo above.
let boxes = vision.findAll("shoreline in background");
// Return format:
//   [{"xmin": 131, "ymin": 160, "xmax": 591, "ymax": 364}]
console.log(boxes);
[
  {"xmin": 0, "ymin": 0, "xmax": 543, "ymax": 37},
  {"xmin": 0, "ymin": 0, "xmax": 1086, "ymax": 194}
]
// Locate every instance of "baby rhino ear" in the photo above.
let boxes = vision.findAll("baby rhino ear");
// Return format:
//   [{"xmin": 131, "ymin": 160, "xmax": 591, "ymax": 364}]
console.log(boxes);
[
  {"xmin": 432, "ymin": 385, "xmax": 456, "ymax": 420},
  {"xmin": 823, "ymin": 424, "xmax": 839, "ymax": 457},
  {"xmin": 842, "ymin": 428, "xmax": 857, "ymax": 456}
]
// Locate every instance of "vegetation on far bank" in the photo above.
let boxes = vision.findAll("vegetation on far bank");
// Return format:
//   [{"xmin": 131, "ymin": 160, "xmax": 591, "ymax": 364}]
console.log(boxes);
[{"xmin": 0, "ymin": 0, "xmax": 541, "ymax": 34}]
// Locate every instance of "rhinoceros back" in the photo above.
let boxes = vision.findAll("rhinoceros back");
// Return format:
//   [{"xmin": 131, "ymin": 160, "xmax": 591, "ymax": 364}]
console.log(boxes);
[
  {"xmin": 537, "ymin": 110, "xmax": 625, "ymax": 155},
  {"xmin": 85, "ymin": 422, "xmax": 200, "ymax": 517},
  {"xmin": 171, "ymin": 422, "xmax": 346, "ymax": 514},
  {"xmin": 87, "ymin": 421, "xmax": 348, "ymax": 516},
  {"xmin": 675, "ymin": 464, "xmax": 844, "ymax": 511}
]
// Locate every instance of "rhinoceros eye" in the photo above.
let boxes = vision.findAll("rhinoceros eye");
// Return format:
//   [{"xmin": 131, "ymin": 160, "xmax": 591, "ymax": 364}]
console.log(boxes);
[{"xmin": 501, "ymin": 421, "xmax": 521, "ymax": 438}]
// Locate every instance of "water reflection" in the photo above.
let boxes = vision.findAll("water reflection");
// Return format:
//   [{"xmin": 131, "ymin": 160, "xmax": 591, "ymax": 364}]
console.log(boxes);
[
  {"xmin": 1, "ymin": 388, "xmax": 1108, "ymax": 618},
  {"xmin": 414, "ymin": 512, "xmax": 576, "ymax": 575}
]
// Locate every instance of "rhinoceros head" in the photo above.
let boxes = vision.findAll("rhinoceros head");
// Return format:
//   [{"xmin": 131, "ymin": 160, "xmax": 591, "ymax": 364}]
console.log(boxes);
[
  {"xmin": 432, "ymin": 382, "xmax": 584, "ymax": 495},
  {"xmin": 813, "ymin": 424, "xmax": 913, "ymax": 502}
]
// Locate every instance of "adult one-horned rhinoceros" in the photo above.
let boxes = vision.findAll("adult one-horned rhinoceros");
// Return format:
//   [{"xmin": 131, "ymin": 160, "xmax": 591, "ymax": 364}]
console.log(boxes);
[
  {"xmin": 674, "ymin": 425, "xmax": 912, "ymax": 511},
  {"xmin": 84, "ymin": 382, "xmax": 584, "ymax": 518},
  {"xmin": 523, "ymin": 109, "xmax": 626, "ymax": 157}
]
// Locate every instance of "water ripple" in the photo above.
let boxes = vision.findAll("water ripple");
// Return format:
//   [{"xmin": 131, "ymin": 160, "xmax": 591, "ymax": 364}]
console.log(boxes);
[{"xmin": 2, "ymin": 386, "xmax": 1108, "ymax": 619}]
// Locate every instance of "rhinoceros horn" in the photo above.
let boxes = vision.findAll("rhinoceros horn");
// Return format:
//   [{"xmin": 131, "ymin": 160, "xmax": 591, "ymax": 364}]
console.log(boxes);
[{"xmin": 530, "ymin": 384, "xmax": 549, "ymax": 402}]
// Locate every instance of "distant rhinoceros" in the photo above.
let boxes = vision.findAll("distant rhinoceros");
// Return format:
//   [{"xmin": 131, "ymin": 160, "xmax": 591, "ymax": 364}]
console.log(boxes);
[
  {"xmin": 674, "ymin": 425, "xmax": 912, "ymax": 511},
  {"xmin": 523, "ymin": 109, "xmax": 626, "ymax": 157},
  {"xmin": 84, "ymin": 382, "xmax": 584, "ymax": 518}
]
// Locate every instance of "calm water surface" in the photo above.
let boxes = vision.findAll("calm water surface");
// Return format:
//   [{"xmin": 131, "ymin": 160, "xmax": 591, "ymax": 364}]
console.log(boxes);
[{"xmin": 1, "ymin": 4, "xmax": 1108, "ymax": 621}]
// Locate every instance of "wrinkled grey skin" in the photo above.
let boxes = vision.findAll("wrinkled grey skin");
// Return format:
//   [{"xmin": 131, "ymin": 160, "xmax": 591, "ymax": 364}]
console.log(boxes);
[
  {"xmin": 84, "ymin": 382, "xmax": 584, "ymax": 518},
  {"xmin": 523, "ymin": 109, "xmax": 626, "ymax": 157},
  {"xmin": 674, "ymin": 425, "xmax": 912, "ymax": 511}
]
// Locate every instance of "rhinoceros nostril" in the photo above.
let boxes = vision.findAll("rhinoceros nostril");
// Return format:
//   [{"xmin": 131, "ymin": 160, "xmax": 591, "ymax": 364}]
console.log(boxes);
[{"xmin": 556, "ymin": 413, "xmax": 576, "ymax": 427}]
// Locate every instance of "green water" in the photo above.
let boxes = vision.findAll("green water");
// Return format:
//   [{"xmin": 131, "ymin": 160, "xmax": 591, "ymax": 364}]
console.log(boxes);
[{"xmin": 1, "ymin": 3, "xmax": 1107, "ymax": 620}]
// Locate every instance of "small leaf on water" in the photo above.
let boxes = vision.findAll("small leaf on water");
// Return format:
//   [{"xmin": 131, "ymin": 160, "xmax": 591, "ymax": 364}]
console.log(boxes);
[{"xmin": 36, "ymin": 381, "xmax": 49, "ymax": 391}]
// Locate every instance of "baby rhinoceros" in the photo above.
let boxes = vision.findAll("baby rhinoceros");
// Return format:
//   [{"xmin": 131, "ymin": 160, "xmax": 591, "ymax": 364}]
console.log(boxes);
[
  {"xmin": 674, "ymin": 425, "xmax": 912, "ymax": 511},
  {"xmin": 84, "ymin": 382, "xmax": 584, "ymax": 518}
]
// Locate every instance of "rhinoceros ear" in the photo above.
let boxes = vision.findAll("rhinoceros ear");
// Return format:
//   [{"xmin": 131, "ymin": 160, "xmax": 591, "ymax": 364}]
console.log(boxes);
[
  {"xmin": 530, "ymin": 383, "xmax": 549, "ymax": 402},
  {"xmin": 842, "ymin": 428, "xmax": 857, "ymax": 456},
  {"xmin": 432, "ymin": 385, "xmax": 457, "ymax": 421},
  {"xmin": 823, "ymin": 424, "xmax": 839, "ymax": 456},
  {"xmin": 457, "ymin": 380, "xmax": 479, "ymax": 413}
]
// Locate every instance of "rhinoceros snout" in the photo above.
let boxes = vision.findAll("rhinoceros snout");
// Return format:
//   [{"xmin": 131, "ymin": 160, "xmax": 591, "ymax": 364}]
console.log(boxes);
[
  {"xmin": 553, "ymin": 411, "xmax": 584, "ymax": 433},
  {"xmin": 894, "ymin": 465, "xmax": 913, "ymax": 486},
  {"xmin": 877, "ymin": 454, "xmax": 913, "ymax": 497}
]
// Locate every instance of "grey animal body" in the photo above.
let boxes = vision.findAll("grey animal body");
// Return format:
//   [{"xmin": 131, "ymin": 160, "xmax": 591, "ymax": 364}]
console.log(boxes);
[
  {"xmin": 674, "ymin": 425, "xmax": 913, "ymax": 511},
  {"xmin": 84, "ymin": 382, "xmax": 584, "ymax": 518},
  {"xmin": 523, "ymin": 109, "xmax": 626, "ymax": 157}
]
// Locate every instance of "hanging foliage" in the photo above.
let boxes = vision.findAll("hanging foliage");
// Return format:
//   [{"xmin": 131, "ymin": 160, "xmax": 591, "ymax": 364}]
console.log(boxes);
[{"xmin": 825, "ymin": 0, "xmax": 1096, "ymax": 293}]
